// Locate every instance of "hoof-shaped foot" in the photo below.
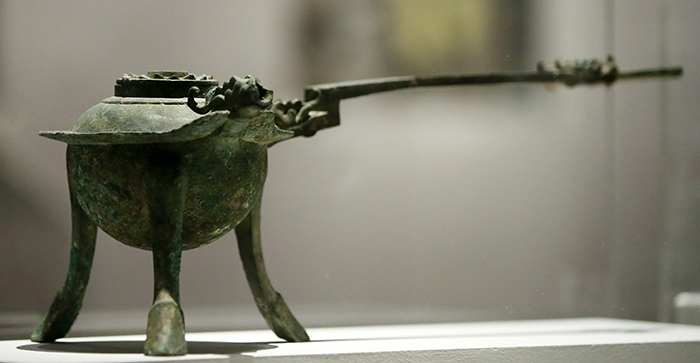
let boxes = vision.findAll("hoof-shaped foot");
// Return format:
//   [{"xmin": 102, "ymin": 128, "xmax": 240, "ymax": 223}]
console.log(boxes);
[
  {"xmin": 267, "ymin": 293, "xmax": 310, "ymax": 342},
  {"xmin": 30, "ymin": 309, "xmax": 80, "ymax": 343},
  {"xmin": 144, "ymin": 300, "xmax": 187, "ymax": 356},
  {"xmin": 30, "ymin": 324, "xmax": 54, "ymax": 343},
  {"xmin": 30, "ymin": 321, "xmax": 56, "ymax": 343}
]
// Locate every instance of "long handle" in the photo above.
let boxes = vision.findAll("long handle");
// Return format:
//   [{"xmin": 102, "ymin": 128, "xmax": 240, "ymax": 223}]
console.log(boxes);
[
  {"xmin": 275, "ymin": 57, "xmax": 681, "ymax": 138},
  {"xmin": 304, "ymin": 66, "xmax": 682, "ymax": 101}
]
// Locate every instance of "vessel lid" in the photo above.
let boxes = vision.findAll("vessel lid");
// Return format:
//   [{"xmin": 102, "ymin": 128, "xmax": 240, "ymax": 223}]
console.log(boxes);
[{"xmin": 115, "ymin": 71, "xmax": 219, "ymax": 98}]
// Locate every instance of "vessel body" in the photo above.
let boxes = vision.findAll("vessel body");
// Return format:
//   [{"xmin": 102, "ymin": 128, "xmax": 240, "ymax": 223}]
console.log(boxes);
[
  {"xmin": 64, "ymin": 95, "xmax": 268, "ymax": 250},
  {"xmin": 67, "ymin": 137, "xmax": 266, "ymax": 251}
]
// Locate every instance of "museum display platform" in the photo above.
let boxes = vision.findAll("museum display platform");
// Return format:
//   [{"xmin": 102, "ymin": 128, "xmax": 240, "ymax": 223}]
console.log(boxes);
[{"xmin": 2, "ymin": 318, "xmax": 700, "ymax": 362}]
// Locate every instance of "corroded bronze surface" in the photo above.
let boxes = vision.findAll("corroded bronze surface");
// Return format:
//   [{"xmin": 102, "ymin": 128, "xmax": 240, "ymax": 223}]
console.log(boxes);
[
  {"xmin": 32, "ymin": 60, "xmax": 682, "ymax": 356},
  {"xmin": 34, "ymin": 72, "xmax": 303, "ymax": 356},
  {"xmin": 67, "ymin": 138, "xmax": 267, "ymax": 251}
]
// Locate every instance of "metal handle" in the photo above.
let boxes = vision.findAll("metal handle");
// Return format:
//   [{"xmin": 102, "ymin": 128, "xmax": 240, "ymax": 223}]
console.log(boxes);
[{"xmin": 273, "ymin": 56, "xmax": 681, "ymax": 138}]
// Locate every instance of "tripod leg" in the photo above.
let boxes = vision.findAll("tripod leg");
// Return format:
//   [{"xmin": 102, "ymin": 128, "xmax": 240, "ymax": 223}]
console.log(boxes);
[
  {"xmin": 31, "ymin": 180, "xmax": 97, "ymax": 342},
  {"xmin": 143, "ymin": 153, "xmax": 187, "ymax": 356},
  {"xmin": 235, "ymin": 199, "xmax": 309, "ymax": 342}
]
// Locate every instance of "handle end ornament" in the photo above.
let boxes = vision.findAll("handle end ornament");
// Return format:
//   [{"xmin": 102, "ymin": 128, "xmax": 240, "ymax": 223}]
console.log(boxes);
[{"xmin": 537, "ymin": 55, "xmax": 619, "ymax": 86}]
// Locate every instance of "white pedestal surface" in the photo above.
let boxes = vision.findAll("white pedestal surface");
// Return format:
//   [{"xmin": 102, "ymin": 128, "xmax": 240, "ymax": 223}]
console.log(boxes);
[{"xmin": 2, "ymin": 318, "xmax": 700, "ymax": 362}]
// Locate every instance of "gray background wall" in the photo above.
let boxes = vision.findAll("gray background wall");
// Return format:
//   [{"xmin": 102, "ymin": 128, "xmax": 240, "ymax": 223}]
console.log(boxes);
[{"xmin": 0, "ymin": 0, "xmax": 698, "ymax": 333}]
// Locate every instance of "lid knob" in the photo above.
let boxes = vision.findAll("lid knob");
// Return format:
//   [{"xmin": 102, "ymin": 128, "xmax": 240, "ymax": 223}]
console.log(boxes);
[{"xmin": 114, "ymin": 71, "xmax": 218, "ymax": 98}]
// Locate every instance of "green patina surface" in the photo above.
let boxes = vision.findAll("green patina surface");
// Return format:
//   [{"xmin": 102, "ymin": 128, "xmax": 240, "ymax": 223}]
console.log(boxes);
[
  {"xmin": 32, "ymin": 61, "xmax": 682, "ymax": 356},
  {"xmin": 67, "ymin": 137, "xmax": 267, "ymax": 251},
  {"xmin": 32, "ymin": 73, "xmax": 305, "ymax": 356}
]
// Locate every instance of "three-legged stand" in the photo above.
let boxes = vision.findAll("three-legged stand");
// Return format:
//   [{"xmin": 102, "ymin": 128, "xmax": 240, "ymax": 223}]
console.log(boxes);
[{"xmin": 31, "ymin": 152, "xmax": 308, "ymax": 356}]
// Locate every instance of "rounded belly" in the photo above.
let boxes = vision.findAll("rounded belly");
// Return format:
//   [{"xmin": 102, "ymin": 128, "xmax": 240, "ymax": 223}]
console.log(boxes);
[{"xmin": 67, "ymin": 137, "xmax": 267, "ymax": 250}]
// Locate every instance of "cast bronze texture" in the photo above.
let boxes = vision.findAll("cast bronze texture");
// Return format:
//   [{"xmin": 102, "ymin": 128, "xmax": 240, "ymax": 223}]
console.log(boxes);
[{"xmin": 32, "ymin": 59, "xmax": 681, "ymax": 356}]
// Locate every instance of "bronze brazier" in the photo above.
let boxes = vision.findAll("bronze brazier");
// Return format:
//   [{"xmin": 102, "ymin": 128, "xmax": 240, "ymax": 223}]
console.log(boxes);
[{"xmin": 33, "ymin": 60, "xmax": 681, "ymax": 355}]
